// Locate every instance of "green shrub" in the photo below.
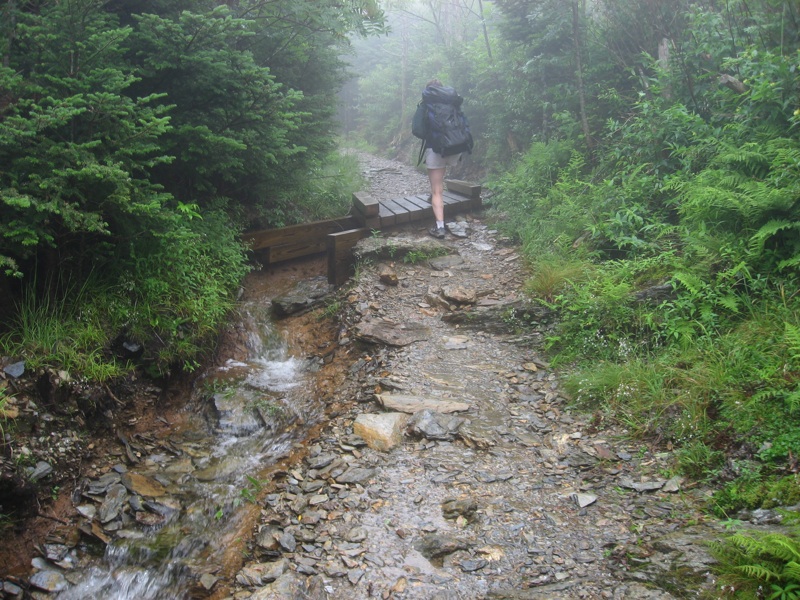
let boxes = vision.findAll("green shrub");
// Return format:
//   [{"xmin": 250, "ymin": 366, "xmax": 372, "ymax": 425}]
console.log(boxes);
[{"xmin": 709, "ymin": 514, "xmax": 800, "ymax": 598}]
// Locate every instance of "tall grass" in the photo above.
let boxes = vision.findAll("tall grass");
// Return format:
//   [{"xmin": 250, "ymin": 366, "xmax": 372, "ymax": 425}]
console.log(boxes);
[{"xmin": 0, "ymin": 278, "xmax": 127, "ymax": 382}]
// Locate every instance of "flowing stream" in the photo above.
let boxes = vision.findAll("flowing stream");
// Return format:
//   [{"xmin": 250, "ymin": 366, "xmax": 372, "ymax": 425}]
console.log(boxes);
[{"xmin": 56, "ymin": 299, "xmax": 323, "ymax": 599}]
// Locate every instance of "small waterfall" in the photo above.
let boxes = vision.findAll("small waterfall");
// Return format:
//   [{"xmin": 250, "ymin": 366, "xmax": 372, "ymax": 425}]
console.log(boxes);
[{"xmin": 56, "ymin": 301, "xmax": 322, "ymax": 599}]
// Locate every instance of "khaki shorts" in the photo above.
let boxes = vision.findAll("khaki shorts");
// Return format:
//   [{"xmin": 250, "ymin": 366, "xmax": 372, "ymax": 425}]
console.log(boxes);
[{"xmin": 425, "ymin": 148, "xmax": 461, "ymax": 169}]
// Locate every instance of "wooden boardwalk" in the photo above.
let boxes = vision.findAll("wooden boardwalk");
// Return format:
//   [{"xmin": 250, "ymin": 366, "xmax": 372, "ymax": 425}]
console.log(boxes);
[{"xmin": 242, "ymin": 179, "xmax": 481, "ymax": 285}]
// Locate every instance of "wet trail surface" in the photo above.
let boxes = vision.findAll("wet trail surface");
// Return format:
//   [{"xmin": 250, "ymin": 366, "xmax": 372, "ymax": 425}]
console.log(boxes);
[
  {"xmin": 224, "ymin": 154, "xmax": 723, "ymax": 600},
  {"xmin": 6, "ymin": 152, "xmax": 724, "ymax": 600}
]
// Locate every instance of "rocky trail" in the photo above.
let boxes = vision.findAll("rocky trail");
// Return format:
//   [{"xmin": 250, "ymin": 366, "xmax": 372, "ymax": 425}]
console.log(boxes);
[
  {"xmin": 224, "ymin": 154, "xmax": 725, "ymax": 600},
  {"xmin": 1, "ymin": 153, "xmax": 731, "ymax": 600}
]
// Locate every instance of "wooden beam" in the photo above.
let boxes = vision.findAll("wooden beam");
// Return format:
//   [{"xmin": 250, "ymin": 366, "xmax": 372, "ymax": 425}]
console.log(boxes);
[
  {"xmin": 353, "ymin": 192, "xmax": 379, "ymax": 217},
  {"xmin": 267, "ymin": 240, "xmax": 327, "ymax": 263},
  {"xmin": 328, "ymin": 228, "xmax": 369, "ymax": 286},
  {"xmin": 243, "ymin": 216, "xmax": 359, "ymax": 251},
  {"xmin": 382, "ymin": 198, "xmax": 411, "ymax": 224},
  {"xmin": 445, "ymin": 179, "xmax": 482, "ymax": 199},
  {"xmin": 392, "ymin": 196, "xmax": 428, "ymax": 222},
  {"xmin": 378, "ymin": 202, "xmax": 396, "ymax": 227},
  {"xmin": 404, "ymin": 195, "xmax": 432, "ymax": 212}
]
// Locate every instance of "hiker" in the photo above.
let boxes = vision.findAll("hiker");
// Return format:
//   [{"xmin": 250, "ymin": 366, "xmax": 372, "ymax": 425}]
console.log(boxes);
[{"xmin": 414, "ymin": 79, "xmax": 473, "ymax": 239}]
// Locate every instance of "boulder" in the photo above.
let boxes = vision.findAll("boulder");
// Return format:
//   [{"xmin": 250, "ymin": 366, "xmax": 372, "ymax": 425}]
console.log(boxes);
[{"xmin": 353, "ymin": 413, "xmax": 409, "ymax": 451}]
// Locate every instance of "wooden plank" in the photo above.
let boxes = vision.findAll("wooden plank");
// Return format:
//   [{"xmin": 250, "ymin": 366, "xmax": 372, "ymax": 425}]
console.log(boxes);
[
  {"xmin": 441, "ymin": 190, "xmax": 466, "ymax": 205},
  {"xmin": 378, "ymin": 202, "xmax": 396, "ymax": 227},
  {"xmin": 353, "ymin": 192, "xmax": 379, "ymax": 217},
  {"xmin": 392, "ymin": 196, "xmax": 428, "ymax": 222},
  {"xmin": 445, "ymin": 179, "xmax": 482, "ymax": 199},
  {"xmin": 406, "ymin": 194, "xmax": 432, "ymax": 211},
  {"xmin": 328, "ymin": 228, "xmax": 369, "ymax": 286},
  {"xmin": 268, "ymin": 239, "xmax": 327, "ymax": 263},
  {"xmin": 382, "ymin": 198, "xmax": 411, "ymax": 224},
  {"xmin": 243, "ymin": 216, "xmax": 358, "ymax": 251},
  {"xmin": 442, "ymin": 191, "xmax": 474, "ymax": 219}
]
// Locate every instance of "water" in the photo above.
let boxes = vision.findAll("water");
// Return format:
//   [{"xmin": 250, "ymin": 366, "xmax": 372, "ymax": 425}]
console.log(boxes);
[{"xmin": 57, "ymin": 301, "xmax": 323, "ymax": 599}]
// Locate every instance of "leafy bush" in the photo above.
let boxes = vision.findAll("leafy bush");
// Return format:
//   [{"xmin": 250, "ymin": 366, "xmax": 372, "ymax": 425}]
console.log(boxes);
[{"xmin": 118, "ymin": 209, "xmax": 251, "ymax": 374}]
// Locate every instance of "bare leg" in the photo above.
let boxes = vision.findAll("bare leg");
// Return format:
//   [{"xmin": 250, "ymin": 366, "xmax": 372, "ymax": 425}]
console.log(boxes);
[{"xmin": 428, "ymin": 167, "xmax": 445, "ymax": 222}]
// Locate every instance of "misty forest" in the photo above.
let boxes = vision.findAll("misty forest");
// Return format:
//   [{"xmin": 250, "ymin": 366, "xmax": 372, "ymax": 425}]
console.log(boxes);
[{"xmin": 3, "ymin": 0, "xmax": 800, "ymax": 597}]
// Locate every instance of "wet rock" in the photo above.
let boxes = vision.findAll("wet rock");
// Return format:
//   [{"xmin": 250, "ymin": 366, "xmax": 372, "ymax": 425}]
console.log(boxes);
[
  {"xmin": 278, "ymin": 531, "xmax": 297, "ymax": 553},
  {"xmin": 571, "ymin": 493, "xmax": 597, "ymax": 508},
  {"xmin": 443, "ymin": 335, "xmax": 470, "ymax": 349},
  {"xmin": 442, "ymin": 498, "xmax": 478, "ymax": 521},
  {"xmin": 199, "ymin": 573, "xmax": 218, "ymax": 591},
  {"xmin": 354, "ymin": 319, "xmax": 431, "ymax": 346},
  {"xmin": 272, "ymin": 276, "xmax": 334, "ymax": 318},
  {"xmin": 3, "ymin": 361, "xmax": 25, "ymax": 378},
  {"xmin": 429, "ymin": 255, "xmax": 465, "ymax": 270},
  {"xmin": 353, "ymin": 412, "xmax": 409, "ymax": 451},
  {"xmin": 98, "ymin": 483, "xmax": 128, "ymax": 523},
  {"xmin": 445, "ymin": 221, "xmax": 470, "ymax": 238},
  {"xmin": 120, "ymin": 472, "xmax": 167, "ymax": 497},
  {"xmin": 29, "ymin": 570, "xmax": 68, "ymax": 593},
  {"xmin": 75, "ymin": 505, "xmax": 96, "ymax": 520},
  {"xmin": 2, "ymin": 581, "xmax": 23, "ymax": 597},
  {"xmin": 27, "ymin": 461, "xmax": 53, "ymax": 482},
  {"xmin": 408, "ymin": 410, "xmax": 465, "ymax": 441},
  {"xmin": 236, "ymin": 559, "xmax": 287, "ymax": 586},
  {"xmin": 378, "ymin": 264, "xmax": 399, "ymax": 286},
  {"xmin": 442, "ymin": 285, "xmax": 476, "ymax": 305},
  {"xmin": 87, "ymin": 472, "xmax": 121, "ymax": 495},
  {"xmin": 619, "ymin": 477, "xmax": 665, "ymax": 492},
  {"xmin": 211, "ymin": 391, "xmax": 266, "ymax": 437},
  {"xmin": 459, "ymin": 558, "xmax": 487, "ymax": 572},
  {"xmin": 354, "ymin": 236, "xmax": 450, "ymax": 262},
  {"xmin": 134, "ymin": 511, "xmax": 165, "ymax": 527},
  {"xmin": 618, "ymin": 527, "xmax": 718, "ymax": 595},
  {"xmin": 335, "ymin": 467, "xmax": 376, "ymax": 484},
  {"xmin": 347, "ymin": 569, "xmax": 364, "ymax": 584},
  {"xmin": 346, "ymin": 526, "xmax": 368, "ymax": 543},
  {"xmin": 415, "ymin": 534, "xmax": 469, "ymax": 559},
  {"xmin": 441, "ymin": 301, "xmax": 552, "ymax": 333},
  {"xmin": 376, "ymin": 393, "xmax": 470, "ymax": 414}
]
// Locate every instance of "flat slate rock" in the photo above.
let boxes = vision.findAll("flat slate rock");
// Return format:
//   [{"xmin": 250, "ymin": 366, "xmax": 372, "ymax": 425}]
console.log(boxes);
[
  {"xmin": 272, "ymin": 276, "xmax": 334, "ymax": 318},
  {"xmin": 376, "ymin": 393, "xmax": 470, "ymax": 414},
  {"xmin": 354, "ymin": 319, "xmax": 430, "ymax": 346},
  {"xmin": 429, "ymin": 255, "xmax": 465, "ymax": 270},
  {"xmin": 353, "ymin": 236, "xmax": 451, "ymax": 262}
]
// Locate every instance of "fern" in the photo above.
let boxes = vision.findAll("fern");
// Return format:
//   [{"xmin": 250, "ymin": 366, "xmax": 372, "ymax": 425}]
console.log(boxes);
[
  {"xmin": 710, "ymin": 521, "xmax": 800, "ymax": 596},
  {"xmin": 785, "ymin": 323, "xmax": 800, "ymax": 366},
  {"xmin": 750, "ymin": 220, "xmax": 800, "ymax": 254},
  {"xmin": 784, "ymin": 562, "xmax": 800, "ymax": 581},
  {"xmin": 672, "ymin": 271, "xmax": 705, "ymax": 295},
  {"xmin": 736, "ymin": 563, "xmax": 782, "ymax": 581}
]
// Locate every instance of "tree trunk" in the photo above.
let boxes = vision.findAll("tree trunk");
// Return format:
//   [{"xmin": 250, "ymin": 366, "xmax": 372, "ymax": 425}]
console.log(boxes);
[
  {"xmin": 572, "ymin": 0, "xmax": 593, "ymax": 160},
  {"xmin": 477, "ymin": 0, "xmax": 493, "ymax": 61}
]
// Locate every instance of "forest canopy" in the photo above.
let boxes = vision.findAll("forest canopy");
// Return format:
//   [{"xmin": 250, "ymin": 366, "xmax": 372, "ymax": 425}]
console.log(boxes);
[{"xmin": 0, "ymin": 0, "xmax": 385, "ymax": 373}]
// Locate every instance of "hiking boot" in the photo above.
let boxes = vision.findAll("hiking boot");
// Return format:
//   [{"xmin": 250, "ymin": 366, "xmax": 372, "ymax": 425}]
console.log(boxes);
[{"xmin": 429, "ymin": 225, "xmax": 446, "ymax": 239}]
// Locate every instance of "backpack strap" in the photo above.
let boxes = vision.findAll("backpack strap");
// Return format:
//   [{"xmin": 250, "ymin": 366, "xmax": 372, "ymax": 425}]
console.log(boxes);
[{"xmin": 416, "ymin": 138, "xmax": 427, "ymax": 166}]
